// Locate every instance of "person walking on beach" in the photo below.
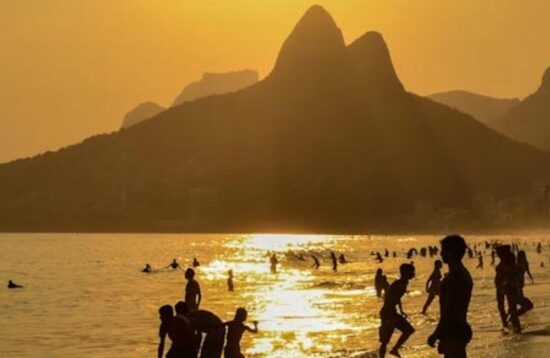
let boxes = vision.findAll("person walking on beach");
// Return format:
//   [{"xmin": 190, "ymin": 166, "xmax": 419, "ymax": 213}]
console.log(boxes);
[
  {"xmin": 331, "ymin": 251, "xmax": 338, "ymax": 272},
  {"xmin": 223, "ymin": 307, "xmax": 258, "ymax": 358},
  {"xmin": 311, "ymin": 254, "xmax": 320, "ymax": 269},
  {"xmin": 270, "ymin": 254, "xmax": 278, "ymax": 273},
  {"xmin": 428, "ymin": 235, "xmax": 473, "ymax": 358},
  {"xmin": 375, "ymin": 268, "xmax": 390, "ymax": 298},
  {"xmin": 495, "ymin": 245, "xmax": 521, "ymax": 332},
  {"xmin": 185, "ymin": 268, "xmax": 202, "ymax": 311},
  {"xmin": 515, "ymin": 250, "xmax": 534, "ymax": 318},
  {"xmin": 379, "ymin": 263, "xmax": 416, "ymax": 358},
  {"xmin": 157, "ymin": 304, "xmax": 196, "ymax": 358},
  {"xmin": 422, "ymin": 260, "xmax": 443, "ymax": 314},
  {"xmin": 176, "ymin": 302, "xmax": 225, "ymax": 358}
]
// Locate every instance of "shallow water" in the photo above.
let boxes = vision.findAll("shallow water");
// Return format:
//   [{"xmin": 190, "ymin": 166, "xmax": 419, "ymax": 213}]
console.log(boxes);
[{"xmin": 1, "ymin": 233, "xmax": 550, "ymax": 357}]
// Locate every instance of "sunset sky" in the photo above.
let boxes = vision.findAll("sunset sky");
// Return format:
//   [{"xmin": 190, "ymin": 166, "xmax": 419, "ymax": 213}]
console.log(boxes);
[{"xmin": 1, "ymin": 0, "xmax": 550, "ymax": 163}]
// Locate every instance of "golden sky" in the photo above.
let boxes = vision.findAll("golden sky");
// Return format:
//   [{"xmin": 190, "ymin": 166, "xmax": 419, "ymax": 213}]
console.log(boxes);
[{"xmin": 1, "ymin": 0, "xmax": 550, "ymax": 163}]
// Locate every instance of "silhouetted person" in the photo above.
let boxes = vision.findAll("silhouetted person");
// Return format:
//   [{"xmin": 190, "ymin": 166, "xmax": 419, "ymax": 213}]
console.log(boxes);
[
  {"xmin": 476, "ymin": 253, "xmax": 483, "ymax": 269},
  {"xmin": 495, "ymin": 245, "xmax": 521, "ymax": 332},
  {"xmin": 379, "ymin": 263, "xmax": 415, "ymax": 358},
  {"xmin": 517, "ymin": 251, "xmax": 534, "ymax": 285},
  {"xmin": 467, "ymin": 248, "xmax": 474, "ymax": 259},
  {"xmin": 422, "ymin": 260, "xmax": 443, "ymax": 315},
  {"xmin": 385, "ymin": 248, "xmax": 389, "ymax": 257},
  {"xmin": 270, "ymin": 254, "xmax": 278, "ymax": 273},
  {"xmin": 515, "ymin": 250, "xmax": 534, "ymax": 318},
  {"xmin": 169, "ymin": 259, "xmax": 181, "ymax": 270},
  {"xmin": 157, "ymin": 304, "xmax": 196, "ymax": 358},
  {"xmin": 490, "ymin": 250, "xmax": 496, "ymax": 266},
  {"xmin": 376, "ymin": 252, "xmax": 384, "ymax": 263},
  {"xmin": 375, "ymin": 268, "xmax": 390, "ymax": 298},
  {"xmin": 185, "ymin": 268, "xmax": 201, "ymax": 311},
  {"xmin": 193, "ymin": 258, "xmax": 201, "ymax": 268},
  {"xmin": 227, "ymin": 269, "xmax": 234, "ymax": 292},
  {"xmin": 428, "ymin": 235, "xmax": 472, "ymax": 358},
  {"xmin": 142, "ymin": 263, "xmax": 152, "ymax": 273},
  {"xmin": 338, "ymin": 254, "xmax": 347, "ymax": 264},
  {"xmin": 176, "ymin": 302, "xmax": 225, "ymax": 358},
  {"xmin": 331, "ymin": 251, "xmax": 338, "ymax": 272},
  {"xmin": 223, "ymin": 307, "xmax": 258, "ymax": 358},
  {"xmin": 311, "ymin": 255, "xmax": 320, "ymax": 269},
  {"xmin": 536, "ymin": 242, "xmax": 542, "ymax": 254},
  {"xmin": 8, "ymin": 280, "xmax": 23, "ymax": 289}
]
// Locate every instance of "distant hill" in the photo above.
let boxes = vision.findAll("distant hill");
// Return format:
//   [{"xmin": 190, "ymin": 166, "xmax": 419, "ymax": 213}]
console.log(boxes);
[
  {"xmin": 121, "ymin": 102, "xmax": 165, "ymax": 129},
  {"xmin": 172, "ymin": 70, "xmax": 259, "ymax": 107},
  {"xmin": 493, "ymin": 67, "xmax": 550, "ymax": 151},
  {"xmin": 429, "ymin": 90, "xmax": 519, "ymax": 127},
  {"xmin": 0, "ymin": 5, "xmax": 549, "ymax": 232}
]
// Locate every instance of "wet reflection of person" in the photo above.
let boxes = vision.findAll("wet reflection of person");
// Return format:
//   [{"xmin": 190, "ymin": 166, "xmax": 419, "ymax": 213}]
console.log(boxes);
[
  {"xmin": 185, "ymin": 268, "xmax": 202, "ymax": 311},
  {"xmin": 422, "ymin": 260, "xmax": 443, "ymax": 315},
  {"xmin": 223, "ymin": 308, "xmax": 258, "ymax": 358},
  {"xmin": 379, "ymin": 263, "xmax": 415, "ymax": 358},
  {"xmin": 375, "ymin": 268, "xmax": 390, "ymax": 298},
  {"xmin": 428, "ymin": 235, "xmax": 473, "ymax": 358}
]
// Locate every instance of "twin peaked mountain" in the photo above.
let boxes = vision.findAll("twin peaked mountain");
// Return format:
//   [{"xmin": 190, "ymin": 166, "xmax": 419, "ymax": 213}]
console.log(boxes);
[{"xmin": 1, "ymin": 6, "xmax": 549, "ymax": 232}]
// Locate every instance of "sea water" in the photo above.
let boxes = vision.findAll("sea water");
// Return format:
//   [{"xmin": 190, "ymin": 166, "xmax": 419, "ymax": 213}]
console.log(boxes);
[{"xmin": 1, "ymin": 233, "xmax": 550, "ymax": 357}]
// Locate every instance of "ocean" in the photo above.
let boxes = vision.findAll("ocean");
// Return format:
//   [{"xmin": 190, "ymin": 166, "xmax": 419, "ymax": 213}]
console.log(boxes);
[{"xmin": 1, "ymin": 233, "xmax": 549, "ymax": 357}]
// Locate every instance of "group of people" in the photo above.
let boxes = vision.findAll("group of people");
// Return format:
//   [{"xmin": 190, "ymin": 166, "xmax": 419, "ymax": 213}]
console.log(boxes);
[
  {"xmin": 151, "ymin": 235, "xmax": 544, "ymax": 358},
  {"xmin": 158, "ymin": 302, "xmax": 257, "ymax": 358},
  {"xmin": 157, "ymin": 265, "xmax": 257, "ymax": 358},
  {"xmin": 376, "ymin": 235, "xmax": 540, "ymax": 358}
]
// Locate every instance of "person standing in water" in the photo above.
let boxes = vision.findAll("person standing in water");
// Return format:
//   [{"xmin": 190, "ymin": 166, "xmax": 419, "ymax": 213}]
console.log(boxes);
[
  {"xmin": 157, "ymin": 304, "xmax": 196, "ymax": 358},
  {"xmin": 169, "ymin": 259, "xmax": 181, "ymax": 270},
  {"xmin": 227, "ymin": 269, "xmax": 234, "ymax": 292},
  {"xmin": 185, "ymin": 268, "xmax": 202, "ymax": 311},
  {"xmin": 476, "ymin": 253, "xmax": 483, "ymax": 269},
  {"xmin": 379, "ymin": 263, "xmax": 416, "ymax": 358},
  {"xmin": 422, "ymin": 260, "xmax": 443, "ymax": 315},
  {"xmin": 223, "ymin": 307, "xmax": 258, "ymax": 358},
  {"xmin": 428, "ymin": 235, "xmax": 473, "ymax": 358},
  {"xmin": 374, "ymin": 268, "xmax": 390, "ymax": 298},
  {"xmin": 270, "ymin": 254, "xmax": 278, "ymax": 273},
  {"xmin": 176, "ymin": 302, "xmax": 225, "ymax": 358},
  {"xmin": 311, "ymin": 254, "xmax": 321, "ymax": 270},
  {"xmin": 331, "ymin": 251, "xmax": 338, "ymax": 272},
  {"xmin": 193, "ymin": 258, "xmax": 201, "ymax": 268}
]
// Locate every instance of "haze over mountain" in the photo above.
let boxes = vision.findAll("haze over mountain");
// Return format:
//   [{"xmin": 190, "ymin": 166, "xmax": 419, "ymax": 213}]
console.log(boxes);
[
  {"xmin": 429, "ymin": 90, "xmax": 520, "ymax": 127},
  {"xmin": 172, "ymin": 70, "xmax": 259, "ymax": 107},
  {"xmin": 1, "ymin": 6, "xmax": 549, "ymax": 232},
  {"xmin": 121, "ymin": 102, "xmax": 166, "ymax": 129},
  {"xmin": 494, "ymin": 67, "xmax": 550, "ymax": 151},
  {"xmin": 121, "ymin": 70, "xmax": 259, "ymax": 129}
]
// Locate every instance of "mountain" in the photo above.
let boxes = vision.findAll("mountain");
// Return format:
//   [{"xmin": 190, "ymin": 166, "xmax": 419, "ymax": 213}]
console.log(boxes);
[
  {"xmin": 121, "ymin": 102, "xmax": 165, "ymax": 129},
  {"xmin": 1, "ymin": 5, "xmax": 549, "ymax": 232},
  {"xmin": 172, "ymin": 70, "xmax": 259, "ymax": 107},
  {"xmin": 494, "ymin": 67, "xmax": 550, "ymax": 151},
  {"xmin": 429, "ymin": 90, "xmax": 519, "ymax": 126}
]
